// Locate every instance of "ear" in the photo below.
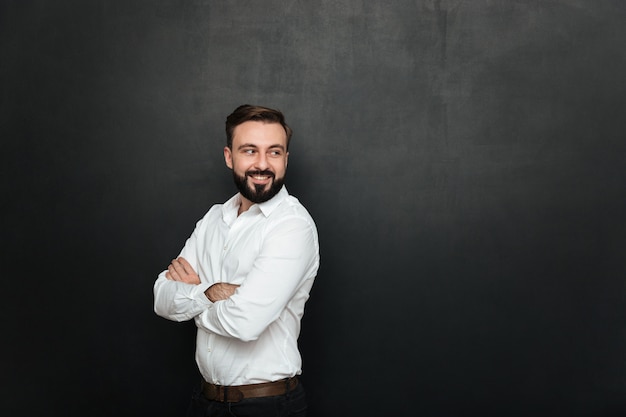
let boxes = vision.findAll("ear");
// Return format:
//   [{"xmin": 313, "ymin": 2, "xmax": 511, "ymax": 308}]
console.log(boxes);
[
  {"xmin": 224, "ymin": 146, "xmax": 233, "ymax": 169},
  {"xmin": 285, "ymin": 151, "xmax": 289, "ymax": 169}
]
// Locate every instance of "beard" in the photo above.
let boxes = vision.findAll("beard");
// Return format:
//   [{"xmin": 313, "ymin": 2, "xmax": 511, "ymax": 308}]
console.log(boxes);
[{"xmin": 232, "ymin": 169, "xmax": 285, "ymax": 204}]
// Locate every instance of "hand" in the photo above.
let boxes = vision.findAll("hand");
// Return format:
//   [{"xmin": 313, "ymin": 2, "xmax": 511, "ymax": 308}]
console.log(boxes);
[
  {"xmin": 165, "ymin": 257, "xmax": 200, "ymax": 285},
  {"xmin": 205, "ymin": 282, "xmax": 240, "ymax": 302}
]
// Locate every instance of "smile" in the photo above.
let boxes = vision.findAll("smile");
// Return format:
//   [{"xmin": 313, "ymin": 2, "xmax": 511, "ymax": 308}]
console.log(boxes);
[{"xmin": 247, "ymin": 170, "xmax": 275, "ymax": 183}]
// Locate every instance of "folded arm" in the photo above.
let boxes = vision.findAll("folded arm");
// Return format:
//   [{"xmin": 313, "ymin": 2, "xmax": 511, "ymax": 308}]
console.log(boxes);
[
  {"xmin": 154, "ymin": 256, "xmax": 240, "ymax": 321},
  {"xmin": 194, "ymin": 216, "xmax": 318, "ymax": 341}
]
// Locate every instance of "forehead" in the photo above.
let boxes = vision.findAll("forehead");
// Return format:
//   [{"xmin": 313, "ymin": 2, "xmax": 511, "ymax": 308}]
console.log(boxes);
[{"xmin": 232, "ymin": 121, "xmax": 287, "ymax": 148}]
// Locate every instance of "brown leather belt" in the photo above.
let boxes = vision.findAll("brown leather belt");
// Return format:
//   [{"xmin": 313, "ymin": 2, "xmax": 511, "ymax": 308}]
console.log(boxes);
[{"xmin": 202, "ymin": 377, "xmax": 298, "ymax": 403}]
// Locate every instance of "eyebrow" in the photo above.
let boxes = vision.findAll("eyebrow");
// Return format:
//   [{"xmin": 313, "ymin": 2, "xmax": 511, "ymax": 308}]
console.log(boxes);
[{"xmin": 237, "ymin": 143, "xmax": 286, "ymax": 151}]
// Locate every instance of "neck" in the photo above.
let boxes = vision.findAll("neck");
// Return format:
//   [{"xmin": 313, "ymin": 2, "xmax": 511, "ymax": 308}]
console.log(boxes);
[{"xmin": 238, "ymin": 198, "xmax": 253, "ymax": 216}]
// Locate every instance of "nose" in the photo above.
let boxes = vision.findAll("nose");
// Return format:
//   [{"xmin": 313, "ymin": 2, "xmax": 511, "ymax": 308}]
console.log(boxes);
[{"xmin": 254, "ymin": 152, "xmax": 269, "ymax": 170}]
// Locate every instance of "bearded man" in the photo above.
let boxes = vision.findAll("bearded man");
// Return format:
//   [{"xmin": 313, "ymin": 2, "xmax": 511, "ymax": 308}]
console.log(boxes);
[{"xmin": 154, "ymin": 104, "xmax": 320, "ymax": 417}]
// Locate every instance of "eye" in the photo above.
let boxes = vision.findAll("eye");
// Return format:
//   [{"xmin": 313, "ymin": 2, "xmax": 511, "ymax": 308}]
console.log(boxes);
[
  {"xmin": 243, "ymin": 149, "xmax": 256, "ymax": 155},
  {"xmin": 269, "ymin": 149, "xmax": 283, "ymax": 157}
]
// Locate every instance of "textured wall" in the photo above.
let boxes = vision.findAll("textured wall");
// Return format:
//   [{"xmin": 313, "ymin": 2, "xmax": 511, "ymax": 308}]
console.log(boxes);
[{"xmin": 2, "ymin": 1, "xmax": 625, "ymax": 416}]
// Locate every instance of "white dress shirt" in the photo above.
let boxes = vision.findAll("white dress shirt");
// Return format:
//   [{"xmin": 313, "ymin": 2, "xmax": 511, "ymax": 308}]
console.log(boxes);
[{"xmin": 154, "ymin": 186, "xmax": 319, "ymax": 386}]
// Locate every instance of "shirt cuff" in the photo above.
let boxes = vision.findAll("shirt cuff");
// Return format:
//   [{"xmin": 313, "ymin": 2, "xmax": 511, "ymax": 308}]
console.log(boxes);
[{"xmin": 194, "ymin": 282, "xmax": 213, "ymax": 306}]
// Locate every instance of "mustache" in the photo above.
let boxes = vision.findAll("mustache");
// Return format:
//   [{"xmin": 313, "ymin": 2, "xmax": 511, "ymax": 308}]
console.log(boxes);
[{"xmin": 246, "ymin": 169, "xmax": 274, "ymax": 178}]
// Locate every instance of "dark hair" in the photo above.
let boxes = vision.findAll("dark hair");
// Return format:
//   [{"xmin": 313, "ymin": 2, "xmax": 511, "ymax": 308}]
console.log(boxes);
[{"xmin": 225, "ymin": 104, "xmax": 293, "ymax": 149}]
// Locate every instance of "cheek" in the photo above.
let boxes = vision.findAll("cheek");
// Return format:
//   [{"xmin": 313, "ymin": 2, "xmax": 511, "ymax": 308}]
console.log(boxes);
[
  {"xmin": 273, "ymin": 161, "xmax": 287, "ymax": 175},
  {"xmin": 230, "ymin": 158, "xmax": 247, "ymax": 173}
]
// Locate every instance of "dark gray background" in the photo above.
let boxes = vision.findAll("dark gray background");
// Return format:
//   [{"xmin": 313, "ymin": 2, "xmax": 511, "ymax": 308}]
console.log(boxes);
[{"xmin": 2, "ymin": 1, "xmax": 625, "ymax": 416}]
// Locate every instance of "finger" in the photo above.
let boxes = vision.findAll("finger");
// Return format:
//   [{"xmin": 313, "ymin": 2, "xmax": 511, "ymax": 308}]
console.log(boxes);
[
  {"xmin": 177, "ymin": 257, "xmax": 196, "ymax": 274},
  {"xmin": 171, "ymin": 259, "xmax": 185, "ymax": 274},
  {"xmin": 168, "ymin": 264, "xmax": 180, "ymax": 281}
]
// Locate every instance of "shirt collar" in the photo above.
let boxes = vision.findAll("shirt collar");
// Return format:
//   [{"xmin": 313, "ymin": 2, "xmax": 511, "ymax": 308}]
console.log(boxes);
[
  {"xmin": 257, "ymin": 185, "xmax": 288, "ymax": 217},
  {"xmin": 222, "ymin": 186, "xmax": 289, "ymax": 223}
]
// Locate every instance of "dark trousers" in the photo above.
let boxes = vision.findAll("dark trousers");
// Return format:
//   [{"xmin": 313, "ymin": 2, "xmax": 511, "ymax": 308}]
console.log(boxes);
[{"xmin": 186, "ymin": 380, "xmax": 307, "ymax": 417}]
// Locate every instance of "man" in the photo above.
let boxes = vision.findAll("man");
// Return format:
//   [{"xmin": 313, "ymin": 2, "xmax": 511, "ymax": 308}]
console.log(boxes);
[{"xmin": 153, "ymin": 104, "xmax": 320, "ymax": 417}]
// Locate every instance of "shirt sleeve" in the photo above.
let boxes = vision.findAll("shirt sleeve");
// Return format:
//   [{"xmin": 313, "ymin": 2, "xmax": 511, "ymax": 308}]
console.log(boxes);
[
  {"xmin": 194, "ymin": 215, "xmax": 319, "ymax": 341},
  {"xmin": 153, "ymin": 273, "xmax": 212, "ymax": 322},
  {"xmin": 153, "ymin": 216, "xmax": 214, "ymax": 322}
]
